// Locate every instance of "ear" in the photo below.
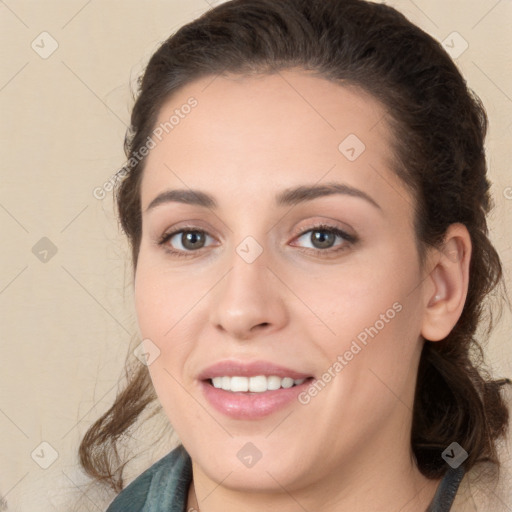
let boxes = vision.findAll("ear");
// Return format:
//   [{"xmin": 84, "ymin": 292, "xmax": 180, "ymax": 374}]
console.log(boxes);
[{"xmin": 421, "ymin": 223, "xmax": 472, "ymax": 342}]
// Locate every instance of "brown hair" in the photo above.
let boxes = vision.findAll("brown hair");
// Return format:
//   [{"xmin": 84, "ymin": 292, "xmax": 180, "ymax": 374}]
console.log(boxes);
[{"xmin": 79, "ymin": 0, "xmax": 510, "ymax": 492}]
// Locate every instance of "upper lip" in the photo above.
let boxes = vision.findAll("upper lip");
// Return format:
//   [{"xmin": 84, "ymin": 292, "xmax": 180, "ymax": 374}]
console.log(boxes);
[{"xmin": 197, "ymin": 360, "xmax": 312, "ymax": 381}]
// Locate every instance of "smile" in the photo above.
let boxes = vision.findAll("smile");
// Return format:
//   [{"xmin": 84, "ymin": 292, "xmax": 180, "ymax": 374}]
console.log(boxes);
[{"xmin": 210, "ymin": 375, "xmax": 306, "ymax": 392}]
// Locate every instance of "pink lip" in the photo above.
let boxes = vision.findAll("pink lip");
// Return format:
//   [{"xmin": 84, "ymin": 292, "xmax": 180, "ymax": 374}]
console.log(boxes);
[
  {"xmin": 197, "ymin": 360, "xmax": 314, "ymax": 420},
  {"xmin": 197, "ymin": 360, "xmax": 311, "ymax": 380}
]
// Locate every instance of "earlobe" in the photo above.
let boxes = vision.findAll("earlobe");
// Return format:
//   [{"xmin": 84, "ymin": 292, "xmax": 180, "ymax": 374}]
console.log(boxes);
[{"xmin": 421, "ymin": 224, "xmax": 472, "ymax": 342}]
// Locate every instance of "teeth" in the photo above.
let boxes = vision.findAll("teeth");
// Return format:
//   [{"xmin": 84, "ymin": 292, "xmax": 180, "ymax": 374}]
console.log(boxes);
[
  {"xmin": 249, "ymin": 375, "xmax": 267, "ymax": 392},
  {"xmin": 210, "ymin": 375, "xmax": 306, "ymax": 392},
  {"xmin": 281, "ymin": 377, "xmax": 294, "ymax": 389},
  {"xmin": 231, "ymin": 376, "xmax": 249, "ymax": 392},
  {"xmin": 267, "ymin": 375, "xmax": 282, "ymax": 391}
]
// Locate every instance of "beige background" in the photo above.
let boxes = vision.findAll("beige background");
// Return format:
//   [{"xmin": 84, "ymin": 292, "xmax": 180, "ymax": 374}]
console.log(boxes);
[{"xmin": 1, "ymin": 0, "xmax": 511, "ymax": 510}]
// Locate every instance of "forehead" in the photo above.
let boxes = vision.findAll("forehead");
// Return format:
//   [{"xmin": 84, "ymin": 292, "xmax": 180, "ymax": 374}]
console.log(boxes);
[{"xmin": 140, "ymin": 69, "xmax": 410, "ymax": 216}]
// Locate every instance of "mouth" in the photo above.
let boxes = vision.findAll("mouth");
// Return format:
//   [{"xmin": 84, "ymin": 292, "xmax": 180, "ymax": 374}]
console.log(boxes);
[
  {"xmin": 198, "ymin": 360, "xmax": 315, "ymax": 419},
  {"xmin": 207, "ymin": 375, "xmax": 312, "ymax": 393}
]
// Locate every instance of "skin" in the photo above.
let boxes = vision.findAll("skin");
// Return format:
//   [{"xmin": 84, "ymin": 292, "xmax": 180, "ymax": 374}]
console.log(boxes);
[{"xmin": 134, "ymin": 69, "xmax": 471, "ymax": 511}]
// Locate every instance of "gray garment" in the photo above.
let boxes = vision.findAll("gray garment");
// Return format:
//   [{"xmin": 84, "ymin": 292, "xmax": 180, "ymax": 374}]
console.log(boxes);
[{"xmin": 105, "ymin": 445, "xmax": 465, "ymax": 511}]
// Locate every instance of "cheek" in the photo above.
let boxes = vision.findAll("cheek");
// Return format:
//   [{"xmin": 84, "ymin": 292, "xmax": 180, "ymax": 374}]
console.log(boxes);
[
  {"xmin": 133, "ymin": 259, "xmax": 210, "ymax": 380},
  {"xmin": 134, "ymin": 259, "xmax": 200, "ymax": 338},
  {"xmin": 134, "ymin": 265, "xmax": 200, "ymax": 423},
  {"xmin": 134, "ymin": 272, "xmax": 164, "ymax": 334},
  {"xmin": 134, "ymin": 266, "xmax": 184, "ymax": 394},
  {"xmin": 299, "ymin": 249, "xmax": 422, "ymax": 368}
]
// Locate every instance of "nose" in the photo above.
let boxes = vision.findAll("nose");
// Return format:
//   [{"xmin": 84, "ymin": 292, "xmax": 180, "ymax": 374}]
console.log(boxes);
[{"xmin": 209, "ymin": 250, "xmax": 289, "ymax": 341}]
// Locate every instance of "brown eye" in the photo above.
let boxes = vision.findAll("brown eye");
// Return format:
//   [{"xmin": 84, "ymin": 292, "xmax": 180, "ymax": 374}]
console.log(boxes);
[
  {"xmin": 294, "ymin": 225, "xmax": 355, "ymax": 252},
  {"xmin": 180, "ymin": 231, "xmax": 206, "ymax": 250},
  {"xmin": 309, "ymin": 230, "xmax": 336, "ymax": 249},
  {"xmin": 159, "ymin": 229, "xmax": 214, "ymax": 254}
]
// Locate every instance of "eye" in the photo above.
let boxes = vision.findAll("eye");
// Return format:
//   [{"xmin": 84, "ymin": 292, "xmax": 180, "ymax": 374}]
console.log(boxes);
[
  {"xmin": 158, "ymin": 228, "xmax": 216, "ymax": 255},
  {"xmin": 292, "ymin": 224, "xmax": 356, "ymax": 253},
  {"xmin": 157, "ymin": 224, "xmax": 356, "ymax": 258}
]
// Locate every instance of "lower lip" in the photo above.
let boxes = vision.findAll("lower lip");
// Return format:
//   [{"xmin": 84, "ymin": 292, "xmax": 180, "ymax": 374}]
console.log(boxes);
[{"xmin": 200, "ymin": 379, "xmax": 312, "ymax": 420}]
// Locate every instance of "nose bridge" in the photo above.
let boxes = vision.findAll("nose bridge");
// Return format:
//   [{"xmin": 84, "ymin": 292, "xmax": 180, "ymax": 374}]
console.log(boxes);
[{"xmin": 209, "ymin": 237, "xmax": 288, "ymax": 339}]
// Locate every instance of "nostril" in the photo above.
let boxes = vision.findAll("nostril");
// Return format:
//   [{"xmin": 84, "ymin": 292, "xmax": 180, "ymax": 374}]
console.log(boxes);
[{"xmin": 249, "ymin": 322, "xmax": 270, "ymax": 332}]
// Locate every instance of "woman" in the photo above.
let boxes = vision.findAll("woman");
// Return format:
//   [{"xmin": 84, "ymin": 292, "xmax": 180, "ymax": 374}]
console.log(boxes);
[{"xmin": 79, "ymin": 0, "xmax": 511, "ymax": 510}]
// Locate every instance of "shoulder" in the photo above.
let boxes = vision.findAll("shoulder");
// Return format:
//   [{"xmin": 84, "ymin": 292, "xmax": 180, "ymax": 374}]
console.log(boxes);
[
  {"xmin": 451, "ymin": 461, "xmax": 511, "ymax": 512},
  {"xmin": 451, "ymin": 385, "xmax": 512, "ymax": 511},
  {"xmin": 105, "ymin": 444, "xmax": 192, "ymax": 512}
]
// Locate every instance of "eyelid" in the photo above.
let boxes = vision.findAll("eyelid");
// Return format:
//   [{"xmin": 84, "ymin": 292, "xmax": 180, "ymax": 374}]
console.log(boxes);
[
  {"xmin": 290, "ymin": 220, "xmax": 356, "ymax": 242},
  {"xmin": 158, "ymin": 220, "xmax": 218, "ymax": 241},
  {"xmin": 158, "ymin": 225, "xmax": 218, "ymax": 247}
]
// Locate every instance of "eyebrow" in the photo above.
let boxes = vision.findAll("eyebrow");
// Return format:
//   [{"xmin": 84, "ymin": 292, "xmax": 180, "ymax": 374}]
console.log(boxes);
[{"xmin": 145, "ymin": 182, "xmax": 381, "ymax": 212}]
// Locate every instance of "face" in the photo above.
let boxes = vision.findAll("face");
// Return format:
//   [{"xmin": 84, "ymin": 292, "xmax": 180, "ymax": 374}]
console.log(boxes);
[{"xmin": 134, "ymin": 70, "xmax": 429, "ymax": 494}]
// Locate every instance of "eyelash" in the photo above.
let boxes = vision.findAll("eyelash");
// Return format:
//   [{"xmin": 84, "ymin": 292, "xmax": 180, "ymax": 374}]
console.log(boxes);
[{"xmin": 157, "ymin": 224, "xmax": 357, "ymax": 259}]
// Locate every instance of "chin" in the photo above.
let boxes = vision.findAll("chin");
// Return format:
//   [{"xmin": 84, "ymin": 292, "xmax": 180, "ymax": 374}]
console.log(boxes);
[{"xmin": 188, "ymin": 435, "xmax": 316, "ymax": 491}]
